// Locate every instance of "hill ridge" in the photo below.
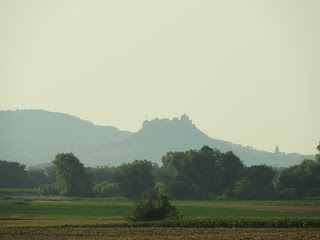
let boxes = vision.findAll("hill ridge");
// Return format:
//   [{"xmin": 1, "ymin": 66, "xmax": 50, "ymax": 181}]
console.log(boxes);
[{"xmin": 0, "ymin": 110, "xmax": 314, "ymax": 167}]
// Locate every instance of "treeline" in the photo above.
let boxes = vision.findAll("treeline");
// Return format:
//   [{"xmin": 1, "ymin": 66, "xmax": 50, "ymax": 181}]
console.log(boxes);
[
  {"xmin": 1, "ymin": 143, "xmax": 319, "ymax": 200},
  {"xmin": 0, "ymin": 160, "xmax": 56, "ymax": 188}
]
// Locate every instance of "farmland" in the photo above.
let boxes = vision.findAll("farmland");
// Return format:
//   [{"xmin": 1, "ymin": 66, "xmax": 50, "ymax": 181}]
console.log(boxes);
[
  {"xmin": 1, "ymin": 193, "xmax": 320, "ymax": 239},
  {"xmin": 1, "ymin": 227, "xmax": 320, "ymax": 240},
  {"xmin": 1, "ymin": 196, "xmax": 320, "ymax": 221}
]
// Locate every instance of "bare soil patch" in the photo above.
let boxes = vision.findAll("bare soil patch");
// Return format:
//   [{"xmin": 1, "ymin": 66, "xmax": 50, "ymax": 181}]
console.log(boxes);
[
  {"xmin": 0, "ymin": 219, "xmax": 126, "ymax": 226},
  {"xmin": 1, "ymin": 227, "xmax": 320, "ymax": 240},
  {"xmin": 199, "ymin": 205, "xmax": 320, "ymax": 213}
]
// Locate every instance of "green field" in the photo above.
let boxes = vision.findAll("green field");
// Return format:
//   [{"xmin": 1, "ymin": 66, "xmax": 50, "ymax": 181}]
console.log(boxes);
[
  {"xmin": 1, "ymin": 199, "xmax": 319, "ymax": 220},
  {"xmin": 174, "ymin": 200, "xmax": 320, "ymax": 206},
  {"xmin": 0, "ymin": 188, "xmax": 319, "ymax": 220}
]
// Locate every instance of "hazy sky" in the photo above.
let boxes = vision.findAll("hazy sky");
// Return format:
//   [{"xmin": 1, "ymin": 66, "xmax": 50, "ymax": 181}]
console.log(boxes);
[{"xmin": 1, "ymin": 0, "xmax": 319, "ymax": 155}]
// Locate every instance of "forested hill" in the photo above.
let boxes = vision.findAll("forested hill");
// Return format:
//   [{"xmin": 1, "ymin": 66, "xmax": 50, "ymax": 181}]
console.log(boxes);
[
  {"xmin": 0, "ymin": 110, "xmax": 132, "ymax": 165},
  {"xmin": 0, "ymin": 110, "xmax": 314, "ymax": 167}
]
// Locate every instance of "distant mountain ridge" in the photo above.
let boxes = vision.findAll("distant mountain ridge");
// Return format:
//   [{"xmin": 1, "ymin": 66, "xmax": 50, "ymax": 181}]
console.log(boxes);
[
  {"xmin": 0, "ymin": 110, "xmax": 314, "ymax": 167},
  {"xmin": 0, "ymin": 110, "xmax": 132, "ymax": 165}
]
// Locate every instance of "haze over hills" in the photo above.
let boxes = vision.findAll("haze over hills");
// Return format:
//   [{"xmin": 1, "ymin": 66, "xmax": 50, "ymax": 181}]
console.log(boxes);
[
  {"xmin": 0, "ymin": 110, "xmax": 132, "ymax": 165},
  {"xmin": 0, "ymin": 110, "xmax": 314, "ymax": 167}
]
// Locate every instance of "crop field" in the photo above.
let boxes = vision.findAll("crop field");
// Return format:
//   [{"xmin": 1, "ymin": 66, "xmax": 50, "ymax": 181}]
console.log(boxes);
[
  {"xmin": 1, "ymin": 227, "xmax": 320, "ymax": 240},
  {"xmin": 1, "ymin": 198, "xmax": 320, "ymax": 221},
  {"xmin": 1, "ymin": 193, "xmax": 320, "ymax": 239}
]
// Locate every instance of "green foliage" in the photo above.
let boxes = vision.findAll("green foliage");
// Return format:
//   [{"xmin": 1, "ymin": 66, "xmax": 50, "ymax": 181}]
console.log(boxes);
[
  {"xmin": 224, "ymin": 165, "xmax": 275, "ymax": 200},
  {"xmin": 220, "ymin": 151, "xmax": 245, "ymax": 191},
  {"xmin": 0, "ymin": 188, "xmax": 38, "ymax": 196},
  {"xmin": 3, "ymin": 141, "xmax": 320, "ymax": 202},
  {"xmin": 277, "ymin": 158, "xmax": 320, "ymax": 198},
  {"xmin": 307, "ymin": 187, "xmax": 320, "ymax": 197},
  {"xmin": 166, "ymin": 180, "xmax": 193, "ymax": 199},
  {"xmin": 39, "ymin": 184, "xmax": 60, "ymax": 196},
  {"xmin": 131, "ymin": 191, "xmax": 180, "ymax": 221},
  {"xmin": 26, "ymin": 169, "xmax": 48, "ymax": 188},
  {"xmin": 151, "ymin": 163, "xmax": 175, "ymax": 183},
  {"xmin": 44, "ymin": 166, "xmax": 57, "ymax": 184},
  {"xmin": 155, "ymin": 182, "xmax": 169, "ymax": 195},
  {"xmin": 52, "ymin": 153, "xmax": 92, "ymax": 197},
  {"xmin": 131, "ymin": 191, "xmax": 158, "ymax": 221},
  {"xmin": 316, "ymin": 141, "xmax": 320, "ymax": 162},
  {"xmin": 277, "ymin": 165, "xmax": 300, "ymax": 189},
  {"xmin": 274, "ymin": 188, "xmax": 297, "ymax": 200},
  {"xmin": 188, "ymin": 146, "xmax": 222, "ymax": 195},
  {"xmin": 114, "ymin": 159, "xmax": 155, "ymax": 199},
  {"xmin": 156, "ymin": 194, "xmax": 180, "ymax": 220},
  {"xmin": 86, "ymin": 166, "xmax": 115, "ymax": 184},
  {"xmin": 0, "ymin": 160, "xmax": 27, "ymax": 188},
  {"xmin": 92, "ymin": 182, "xmax": 121, "ymax": 197},
  {"xmin": 0, "ymin": 160, "xmax": 52, "ymax": 188},
  {"xmin": 162, "ymin": 146, "xmax": 245, "ymax": 199},
  {"xmin": 159, "ymin": 142, "xmax": 320, "ymax": 200}
]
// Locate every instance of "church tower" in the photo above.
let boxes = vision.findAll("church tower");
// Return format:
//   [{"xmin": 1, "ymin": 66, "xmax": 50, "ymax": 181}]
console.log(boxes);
[{"xmin": 275, "ymin": 145, "xmax": 279, "ymax": 154}]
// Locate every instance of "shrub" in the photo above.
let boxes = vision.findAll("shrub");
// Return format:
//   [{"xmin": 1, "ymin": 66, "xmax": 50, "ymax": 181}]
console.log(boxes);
[
  {"xmin": 156, "ymin": 194, "xmax": 180, "ymax": 220},
  {"xmin": 131, "ymin": 191, "xmax": 180, "ymax": 221}
]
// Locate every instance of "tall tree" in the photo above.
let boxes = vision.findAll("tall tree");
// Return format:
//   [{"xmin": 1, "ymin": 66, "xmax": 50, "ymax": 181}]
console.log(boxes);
[
  {"xmin": 114, "ymin": 159, "xmax": 155, "ymax": 199},
  {"xmin": 0, "ymin": 160, "xmax": 27, "ymax": 188},
  {"xmin": 316, "ymin": 141, "xmax": 320, "ymax": 162},
  {"xmin": 52, "ymin": 153, "xmax": 92, "ymax": 197},
  {"xmin": 187, "ymin": 146, "xmax": 222, "ymax": 195},
  {"xmin": 220, "ymin": 151, "xmax": 245, "ymax": 192}
]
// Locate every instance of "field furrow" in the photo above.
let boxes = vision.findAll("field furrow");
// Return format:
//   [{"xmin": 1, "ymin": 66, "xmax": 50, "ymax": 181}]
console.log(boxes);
[{"xmin": 1, "ymin": 227, "xmax": 320, "ymax": 240}]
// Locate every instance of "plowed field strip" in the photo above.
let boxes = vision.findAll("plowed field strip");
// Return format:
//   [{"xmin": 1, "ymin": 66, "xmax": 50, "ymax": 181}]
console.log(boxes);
[
  {"xmin": 197, "ymin": 205, "xmax": 320, "ymax": 212},
  {"xmin": 1, "ymin": 227, "xmax": 320, "ymax": 240},
  {"xmin": 0, "ymin": 219, "xmax": 126, "ymax": 226}
]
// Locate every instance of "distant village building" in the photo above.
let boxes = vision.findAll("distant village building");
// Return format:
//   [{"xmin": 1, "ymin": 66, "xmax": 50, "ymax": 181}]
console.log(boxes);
[{"xmin": 275, "ymin": 145, "xmax": 279, "ymax": 154}]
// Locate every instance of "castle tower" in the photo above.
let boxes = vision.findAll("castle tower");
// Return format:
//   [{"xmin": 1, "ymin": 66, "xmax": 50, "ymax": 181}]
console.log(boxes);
[
  {"xmin": 180, "ymin": 114, "xmax": 192, "ymax": 124},
  {"xmin": 275, "ymin": 145, "xmax": 279, "ymax": 154}
]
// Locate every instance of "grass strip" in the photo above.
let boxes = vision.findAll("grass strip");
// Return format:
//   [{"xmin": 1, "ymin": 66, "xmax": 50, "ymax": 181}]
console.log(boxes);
[{"xmin": 2, "ymin": 218, "xmax": 320, "ymax": 229}]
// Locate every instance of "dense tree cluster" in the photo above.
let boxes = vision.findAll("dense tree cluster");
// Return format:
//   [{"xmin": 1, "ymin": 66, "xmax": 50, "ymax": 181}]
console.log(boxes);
[
  {"xmin": 0, "ymin": 160, "xmax": 54, "ymax": 188},
  {"xmin": 162, "ymin": 146, "xmax": 247, "ymax": 198},
  {"xmin": 0, "ymin": 142, "xmax": 319, "ymax": 200},
  {"xmin": 223, "ymin": 165, "xmax": 275, "ymax": 200},
  {"xmin": 275, "ymin": 159, "xmax": 320, "ymax": 199},
  {"xmin": 114, "ymin": 160, "xmax": 156, "ymax": 199}
]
